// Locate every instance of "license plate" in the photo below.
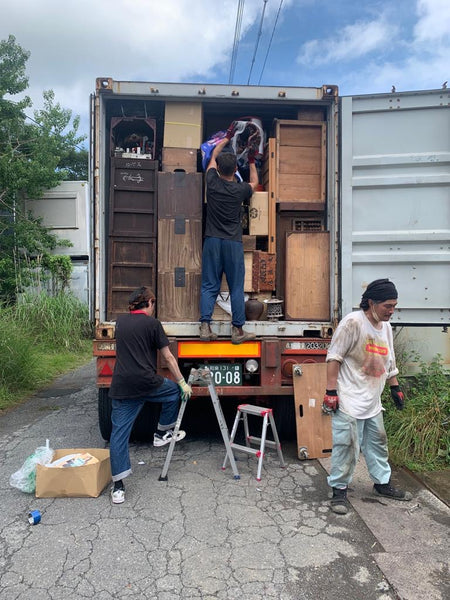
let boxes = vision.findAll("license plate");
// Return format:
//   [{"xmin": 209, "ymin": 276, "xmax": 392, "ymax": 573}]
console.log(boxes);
[{"xmin": 199, "ymin": 364, "xmax": 242, "ymax": 386}]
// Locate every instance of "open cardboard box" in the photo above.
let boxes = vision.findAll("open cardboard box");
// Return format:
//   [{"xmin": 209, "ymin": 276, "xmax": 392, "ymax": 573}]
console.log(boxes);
[{"xmin": 36, "ymin": 448, "xmax": 111, "ymax": 498}]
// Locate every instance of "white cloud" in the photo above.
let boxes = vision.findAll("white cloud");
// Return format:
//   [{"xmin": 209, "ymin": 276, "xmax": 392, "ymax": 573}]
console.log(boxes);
[
  {"xmin": 414, "ymin": 0, "xmax": 450, "ymax": 42},
  {"xmin": 2, "ymin": 0, "xmax": 291, "ymax": 125},
  {"xmin": 297, "ymin": 17, "xmax": 398, "ymax": 67}
]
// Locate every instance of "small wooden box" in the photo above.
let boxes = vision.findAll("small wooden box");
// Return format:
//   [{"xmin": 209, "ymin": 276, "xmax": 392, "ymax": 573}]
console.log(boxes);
[
  {"xmin": 162, "ymin": 147, "xmax": 198, "ymax": 173},
  {"xmin": 249, "ymin": 191, "xmax": 269, "ymax": 236},
  {"xmin": 244, "ymin": 251, "xmax": 276, "ymax": 293}
]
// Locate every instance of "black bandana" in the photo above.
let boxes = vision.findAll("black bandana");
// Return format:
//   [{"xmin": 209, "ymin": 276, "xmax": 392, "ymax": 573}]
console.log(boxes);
[{"xmin": 362, "ymin": 279, "xmax": 398, "ymax": 303}]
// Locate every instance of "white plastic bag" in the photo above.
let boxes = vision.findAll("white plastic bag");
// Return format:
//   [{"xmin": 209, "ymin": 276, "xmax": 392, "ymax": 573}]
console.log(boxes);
[{"xmin": 10, "ymin": 439, "xmax": 54, "ymax": 493}]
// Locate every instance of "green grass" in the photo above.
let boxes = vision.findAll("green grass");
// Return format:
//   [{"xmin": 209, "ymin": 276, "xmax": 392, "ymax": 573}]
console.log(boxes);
[
  {"xmin": 384, "ymin": 355, "xmax": 450, "ymax": 472},
  {"xmin": 0, "ymin": 292, "xmax": 92, "ymax": 411}
]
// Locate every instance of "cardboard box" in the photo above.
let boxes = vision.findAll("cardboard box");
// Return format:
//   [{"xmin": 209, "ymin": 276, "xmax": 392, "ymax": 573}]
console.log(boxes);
[
  {"xmin": 36, "ymin": 448, "xmax": 111, "ymax": 498},
  {"xmin": 162, "ymin": 147, "xmax": 198, "ymax": 172},
  {"xmin": 249, "ymin": 191, "xmax": 269, "ymax": 236},
  {"xmin": 164, "ymin": 102, "xmax": 203, "ymax": 148}
]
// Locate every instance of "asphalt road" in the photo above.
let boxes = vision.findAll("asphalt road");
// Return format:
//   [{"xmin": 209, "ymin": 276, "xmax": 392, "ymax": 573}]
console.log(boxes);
[{"xmin": 1, "ymin": 360, "xmax": 449, "ymax": 600}]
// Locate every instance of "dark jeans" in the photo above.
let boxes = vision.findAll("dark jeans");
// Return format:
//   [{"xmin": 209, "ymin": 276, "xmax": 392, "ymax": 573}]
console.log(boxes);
[
  {"xmin": 110, "ymin": 378, "xmax": 180, "ymax": 481},
  {"xmin": 200, "ymin": 236, "xmax": 245, "ymax": 327}
]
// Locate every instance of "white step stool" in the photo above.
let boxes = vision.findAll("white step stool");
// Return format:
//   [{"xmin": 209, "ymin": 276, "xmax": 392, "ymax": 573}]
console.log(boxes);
[{"xmin": 222, "ymin": 404, "xmax": 286, "ymax": 481}]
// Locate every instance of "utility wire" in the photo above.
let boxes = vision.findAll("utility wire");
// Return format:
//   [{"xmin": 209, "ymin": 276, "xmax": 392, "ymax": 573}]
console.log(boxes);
[
  {"xmin": 229, "ymin": 0, "xmax": 245, "ymax": 84},
  {"xmin": 258, "ymin": 0, "xmax": 284, "ymax": 84},
  {"xmin": 247, "ymin": 0, "xmax": 268, "ymax": 85}
]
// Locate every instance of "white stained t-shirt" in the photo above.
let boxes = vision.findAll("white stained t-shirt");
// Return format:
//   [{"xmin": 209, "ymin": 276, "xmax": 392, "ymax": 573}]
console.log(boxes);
[{"xmin": 326, "ymin": 310, "xmax": 399, "ymax": 419}]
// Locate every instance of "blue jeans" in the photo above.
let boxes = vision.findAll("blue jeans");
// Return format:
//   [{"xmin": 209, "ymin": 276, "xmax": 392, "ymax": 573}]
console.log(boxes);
[
  {"xmin": 110, "ymin": 378, "xmax": 180, "ymax": 481},
  {"xmin": 200, "ymin": 236, "xmax": 246, "ymax": 327},
  {"xmin": 327, "ymin": 410, "xmax": 391, "ymax": 489}
]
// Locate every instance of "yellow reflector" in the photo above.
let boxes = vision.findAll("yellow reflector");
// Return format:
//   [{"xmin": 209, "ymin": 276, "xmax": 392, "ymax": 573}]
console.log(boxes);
[{"xmin": 178, "ymin": 341, "xmax": 261, "ymax": 358}]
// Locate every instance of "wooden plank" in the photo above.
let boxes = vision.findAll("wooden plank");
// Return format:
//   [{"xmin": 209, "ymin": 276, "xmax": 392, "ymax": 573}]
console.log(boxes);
[
  {"xmin": 293, "ymin": 362, "xmax": 332, "ymax": 459},
  {"xmin": 276, "ymin": 120, "xmax": 323, "ymax": 147},
  {"xmin": 157, "ymin": 219, "xmax": 202, "ymax": 272},
  {"xmin": 278, "ymin": 174, "xmax": 324, "ymax": 202},
  {"xmin": 157, "ymin": 272, "xmax": 201, "ymax": 321},
  {"xmin": 279, "ymin": 146, "xmax": 323, "ymax": 175},
  {"xmin": 267, "ymin": 138, "xmax": 277, "ymax": 253},
  {"xmin": 157, "ymin": 172, "xmax": 202, "ymax": 218},
  {"xmin": 285, "ymin": 232, "xmax": 330, "ymax": 320}
]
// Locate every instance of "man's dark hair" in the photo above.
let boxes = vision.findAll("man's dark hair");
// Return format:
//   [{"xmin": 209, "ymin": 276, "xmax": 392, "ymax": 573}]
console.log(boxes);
[
  {"xmin": 217, "ymin": 152, "xmax": 237, "ymax": 177},
  {"xmin": 128, "ymin": 286, "xmax": 155, "ymax": 311}
]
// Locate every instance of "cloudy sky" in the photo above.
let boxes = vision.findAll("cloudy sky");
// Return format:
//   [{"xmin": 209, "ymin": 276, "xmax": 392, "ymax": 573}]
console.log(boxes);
[{"xmin": 2, "ymin": 0, "xmax": 449, "ymax": 144}]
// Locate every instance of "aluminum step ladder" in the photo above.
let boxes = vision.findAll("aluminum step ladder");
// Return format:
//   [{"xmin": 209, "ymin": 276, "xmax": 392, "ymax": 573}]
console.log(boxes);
[
  {"xmin": 159, "ymin": 367, "xmax": 240, "ymax": 481},
  {"xmin": 222, "ymin": 404, "xmax": 286, "ymax": 481}
]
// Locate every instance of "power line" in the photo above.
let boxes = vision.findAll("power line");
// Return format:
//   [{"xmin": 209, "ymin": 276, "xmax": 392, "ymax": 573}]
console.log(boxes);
[
  {"xmin": 258, "ymin": 0, "xmax": 284, "ymax": 85},
  {"xmin": 229, "ymin": 0, "xmax": 245, "ymax": 84},
  {"xmin": 247, "ymin": 0, "xmax": 268, "ymax": 85}
]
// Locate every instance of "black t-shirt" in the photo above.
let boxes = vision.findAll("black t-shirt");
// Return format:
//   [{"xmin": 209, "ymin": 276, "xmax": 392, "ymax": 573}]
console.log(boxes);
[
  {"xmin": 109, "ymin": 312, "xmax": 169, "ymax": 399},
  {"xmin": 205, "ymin": 168, "xmax": 252, "ymax": 241}
]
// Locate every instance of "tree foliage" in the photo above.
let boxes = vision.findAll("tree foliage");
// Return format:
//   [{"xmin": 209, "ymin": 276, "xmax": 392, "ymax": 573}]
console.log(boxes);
[{"xmin": 0, "ymin": 35, "xmax": 86, "ymax": 303}]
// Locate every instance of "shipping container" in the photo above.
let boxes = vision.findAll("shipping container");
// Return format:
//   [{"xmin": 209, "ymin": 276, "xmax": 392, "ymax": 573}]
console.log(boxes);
[{"xmin": 91, "ymin": 79, "xmax": 449, "ymax": 443}]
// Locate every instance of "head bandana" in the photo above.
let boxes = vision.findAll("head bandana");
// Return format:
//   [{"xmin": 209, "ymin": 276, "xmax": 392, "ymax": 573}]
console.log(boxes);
[{"xmin": 361, "ymin": 279, "xmax": 398, "ymax": 303}]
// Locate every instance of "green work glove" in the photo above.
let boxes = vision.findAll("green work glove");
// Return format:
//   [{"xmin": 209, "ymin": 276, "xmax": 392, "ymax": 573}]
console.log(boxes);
[{"xmin": 177, "ymin": 378, "xmax": 192, "ymax": 402}]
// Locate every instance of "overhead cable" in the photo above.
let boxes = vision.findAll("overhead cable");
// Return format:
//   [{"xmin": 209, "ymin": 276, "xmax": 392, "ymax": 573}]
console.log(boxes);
[
  {"xmin": 258, "ymin": 0, "xmax": 284, "ymax": 84},
  {"xmin": 229, "ymin": 0, "xmax": 245, "ymax": 84},
  {"xmin": 247, "ymin": 0, "xmax": 268, "ymax": 85}
]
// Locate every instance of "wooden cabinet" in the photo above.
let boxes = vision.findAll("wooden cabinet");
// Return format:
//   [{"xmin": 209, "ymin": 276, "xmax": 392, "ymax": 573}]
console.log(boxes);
[
  {"xmin": 107, "ymin": 158, "xmax": 158, "ymax": 320},
  {"xmin": 157, "ymin": 172, "xmax": 203, "ymax": 321},
  {"xmin": 274, "ymin": 120, "xmax": 326, "ymax": 206}
]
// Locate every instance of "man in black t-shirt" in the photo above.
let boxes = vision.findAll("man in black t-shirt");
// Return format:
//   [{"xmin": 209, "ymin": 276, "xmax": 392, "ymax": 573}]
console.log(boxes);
[
  {"xmin": 109, "ymin": 286, "xmax": 192, "ymax": 504},
  {"xmin": 200, "ymin": 127, "xmax": 259, "ymax": 344}
]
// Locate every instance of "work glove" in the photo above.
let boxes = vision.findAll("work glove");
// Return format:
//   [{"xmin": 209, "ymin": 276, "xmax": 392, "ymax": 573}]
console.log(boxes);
[
  {"xmin": 322, "ymin": 389, "xmax": 339, "ymax": 414},
  {"xmin": 247, "ymin": 148, "xmax": 256, "ymax": 164},
  {"xmin": 177, "ymin": 377, "xmax": 192, "ymax": 402},
  {"xmin": 390, "ymin": 385, "xmax": 404, "ymax": 410},
  {"xmin": 226, "ymin": 121, "xmax": 237, "ymax": 140}
]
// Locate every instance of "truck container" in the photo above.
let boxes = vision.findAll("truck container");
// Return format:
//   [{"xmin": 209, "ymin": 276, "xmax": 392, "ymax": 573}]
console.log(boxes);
[{"xmin": 91, "ymin": 79, "xmax": 449, "ymax": 442}]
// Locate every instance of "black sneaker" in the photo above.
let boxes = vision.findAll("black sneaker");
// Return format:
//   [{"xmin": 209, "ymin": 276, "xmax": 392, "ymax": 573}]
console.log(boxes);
[
  {"xmin": 373, "ymin": 480, "xmax": 412, "ymax": 501},
  {"xmin": 330, "ymin": 487, "xmax": 349, "ymax": 514}
]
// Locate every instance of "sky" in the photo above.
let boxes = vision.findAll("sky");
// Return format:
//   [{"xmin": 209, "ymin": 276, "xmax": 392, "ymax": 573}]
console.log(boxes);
[{"xmin": 2, "ymin": 0, "xmax": 449, "ymax": 145}]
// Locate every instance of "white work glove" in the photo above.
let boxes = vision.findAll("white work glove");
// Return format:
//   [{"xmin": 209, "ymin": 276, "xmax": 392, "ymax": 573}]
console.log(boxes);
[{"xmin": 177, "ymin": 378, "xmax": 192, "ymax": 402}]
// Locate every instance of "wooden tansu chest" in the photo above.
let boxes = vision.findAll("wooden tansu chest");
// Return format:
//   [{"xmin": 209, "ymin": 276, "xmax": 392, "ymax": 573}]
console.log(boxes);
[
  {"xmin": 107, "ymin": 158, "xmax": 158, "ymax": 320},
  {"xmin": 157, "ymin": 172, "xmax": 203, "ymax": 321}
]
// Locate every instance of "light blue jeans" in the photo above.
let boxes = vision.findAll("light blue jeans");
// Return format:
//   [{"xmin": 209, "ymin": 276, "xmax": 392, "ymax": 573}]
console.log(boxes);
[
  {"xmin": 110, "ymin": 378, "xmax": 180, "ymax": 482},
  {"xmin": 327, "ymin": 409, "xmax": 391, "ymax": 489}
]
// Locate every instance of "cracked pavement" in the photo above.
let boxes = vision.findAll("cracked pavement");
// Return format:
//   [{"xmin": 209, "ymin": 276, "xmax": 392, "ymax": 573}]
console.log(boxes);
[{"xmin": 1, "ymin": 360, "xmax": 448, "ymax": 600}]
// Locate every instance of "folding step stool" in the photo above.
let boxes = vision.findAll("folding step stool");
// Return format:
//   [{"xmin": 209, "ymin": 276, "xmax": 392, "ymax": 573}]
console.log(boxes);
[{"xmin": 222, "ymin": 404, "xmax": 286, "ymax": 481}]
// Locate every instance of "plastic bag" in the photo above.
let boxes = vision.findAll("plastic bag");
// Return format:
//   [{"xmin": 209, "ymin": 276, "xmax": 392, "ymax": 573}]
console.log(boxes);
[
  {"xmin": 230, "ymin": 117, "xmax": 265, "ymax": 166},
  {"xmin": 10, "ymin": 440, "xmax": 54, "ymax": 493}
]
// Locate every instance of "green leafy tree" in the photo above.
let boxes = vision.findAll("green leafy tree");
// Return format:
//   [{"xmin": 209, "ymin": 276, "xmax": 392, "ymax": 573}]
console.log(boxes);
[{"xmin": 0, "ymin": 35, "xmax": 86, "ymax": 303}]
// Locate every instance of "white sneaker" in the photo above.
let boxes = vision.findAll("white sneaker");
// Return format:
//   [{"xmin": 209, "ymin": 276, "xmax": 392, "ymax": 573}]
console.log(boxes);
[
  {"xmin": 153, "ymin": 429, "xmax": 186, "ymax": 447},
  {"xmin": 111, "ymin": 487, "xmax": 125, "ymax": 504}
]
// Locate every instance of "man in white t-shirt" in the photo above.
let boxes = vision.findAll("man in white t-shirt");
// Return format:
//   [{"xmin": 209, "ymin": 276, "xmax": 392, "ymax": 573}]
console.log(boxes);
[{"xmin": 323, "ymin": 279, "xmax": 412, "ymax": 514}]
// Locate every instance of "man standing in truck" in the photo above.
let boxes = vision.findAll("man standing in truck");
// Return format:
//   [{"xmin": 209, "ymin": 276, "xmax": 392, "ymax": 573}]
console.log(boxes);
[
  {"xmin": 199, "ymin": 123, "xmax": 259, "ymax": 344},
  {"xmin": 109, "ymin": 286, "xmax": 192, "ymax": 504},
  {"xmin": 323, "ymin": 278, "xmax": 412, "ymax": 514}
]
